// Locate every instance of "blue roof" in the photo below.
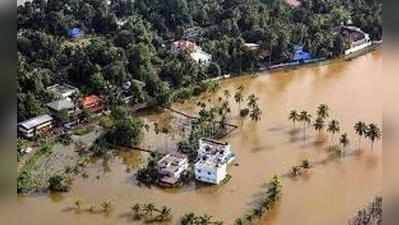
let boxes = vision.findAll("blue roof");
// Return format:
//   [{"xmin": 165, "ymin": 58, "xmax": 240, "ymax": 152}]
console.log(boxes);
[
  {"xmin": 293, "ymin": 45, "xmax": 312, "ymax": 61},
  {"xmin": 67, "ymin": 28, "xmax": 82, "ymax": 38}
]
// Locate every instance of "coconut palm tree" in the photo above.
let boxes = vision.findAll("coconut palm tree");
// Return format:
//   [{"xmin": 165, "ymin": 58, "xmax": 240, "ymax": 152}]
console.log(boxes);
[
  {"xmin": 365, "ymin": 123, "xmax": 381, "ymax": 150},
  {"xmin": 101, "ymin": 201, "xmax": 112, "ymax": 213},
  {"xmin": 234, "ymin": 218, "xmax": 245, "ymax": 225},
  {"xmin": 157, "ymin": 206, "xmax": 171, "ymax": 221},
  {"xmin": 250, "ymin": 105, "xmax": 262, "ymax": 121},
  {"xmin": 354, "ymin": 121, "xmax": 368, "ymax": 149},
  {"xmin": 223, "ymin": 89, "xmax": 231, "ymax": 101},
  {"xmin": 234, "ymin": 86, "xmax": 245, "ymax": 113},
  {"xmin": 339, "ymin": 133, "xmax": 350, "ymax": 155},
  {"xmin": 131, "ymin": 203, "xmax": 141, "ymax": 217},
  {"xmin": 245, "ymin": 214, "xmax": 253, "ymax": 223},
  {"xmin": 301, "ymin": 159, "xmax": 311, "ymax": 169},
  {"xmin": 74, "ymin": 200, "xmax": 82, "ymax": 210},
  {"xmin": 288, "ymin": 110, "xmax": 300, "ymax": 128},
  {"xmin": 299, "ymin": 111, "xmax": 312, "ymax": 140},
  {"xmin": 143, "ymin": 203, "xmax": 156, "ymax": 217},
  {"xmin": 316, "ymin": 104, "xmax": 329, "ymax": 120},
  {"xmin": 252, "ymin": 208, "xmax": 263, "ymax": 218},
  {"xmin": 327, "ymin": 120, "xmax": 340, "ymax": 143},
  {"xmin": 247, "ymin": 94, "xmax": 259, "ymax": 109},
  {"xmin": 313, "ymin": 117, "xmax": 325, "ymax": 134}
]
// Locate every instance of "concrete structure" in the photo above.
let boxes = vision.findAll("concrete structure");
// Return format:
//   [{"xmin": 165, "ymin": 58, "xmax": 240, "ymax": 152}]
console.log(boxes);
[
  {"xmin": 47, "ymin": 98, "xmax": 76, "ymax": 114},
  {"xmin": 340, "ymin": 26, "xmax": 372, "ymax": 55},
  {"xmin": 18, "ymin": 114, "xmax": 54, "ymax": 138},
  {"xmin": 171, "ymin": 40, "xmax": 212, "ymax": 65},
  {"xmin": 194, "ymin": 138, "xmax": 235, "ymax": 184},
  {"xmin": 80, "ymin": 95, "xmax": 104, "ymax": 113},
  {"xmin": 157, "ymin": 154, "xmax": 189, "ymax": 185},
  {"xmin": 47, "ymin": 84, "xmax": 79, "ymax": 100},
  {"xmin": 190, "ymin": 49, "xmax": 212, "ymax": 65}
]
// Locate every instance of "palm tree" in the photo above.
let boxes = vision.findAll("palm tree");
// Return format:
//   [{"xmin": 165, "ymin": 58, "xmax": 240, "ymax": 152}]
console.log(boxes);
[
  {"xmin": 313, "ymin": 117, "xmax": 325, "ymax": 134},
  {"xmin": 247, "ymin": 94, "xmax": 259, "ymax": 109},
  {"xmin": 234, "ymin": 86, "xmax": 244, "ymax": 113},
  {"xmin": 234, "ymin": 218, "xmax": 245, "ymax": 225},
  {"xmin": 365, "ymin": 123, "xmax": 381, "ymax": 150},
  {"xmin": 249, "ymin": 105, "xmax": 262, "ymax": 121},
  {"xmin": 74, "ymin": 200, "xmax": 82, "ymax": 210},
  {"xmin": 299, "ymin": 111, "xmax": 312, "ymax": 140},
  {"xmin": 316, "ymin": 104, "xmax": 329, "ymax": 120},
  {"xmin": 101, "ymin": 201, "xmax": 112, "ymax": 213},
  {"xmin": 339, "ymin": 133, "xmax": 350, "ymax": 155},
  {"xmin": 327, "ymin": 120, "xmax": 340, "ymax": 143},
  {"xmin": 301, "ymin": 159, "xmax": 311, "ymax": 169},
  {"xmin": 354, "ymin": 121, "xmax": 368, "ymax": 149},
  {"xmin": 223, "ymin": 89, "xmax": 231, "ymax": 101},
  {"xmin": 245, "ymin": 214, "xmax": 253, "ymax": 223},
  {"xmin": 157, "ymin": 206, "xmax": 171, "ymax": 221},
  {"xmin": 131, "ymin": 203, "xmax": 141, "ymax": 217},
  {"xmin": 288, "ymin": 110, "xmax": 300, "ymax": 128},
  {"xmin": 144, "ymin": 203, "xmax": 156, "ymax": 217},
  {"xmin": 252, "ymin": 208, "xmax": 263, "ymax": 218}
]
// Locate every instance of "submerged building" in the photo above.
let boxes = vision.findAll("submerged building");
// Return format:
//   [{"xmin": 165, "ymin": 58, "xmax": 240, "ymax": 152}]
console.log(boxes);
[
  {"xmin": 157, "ymin": 153, "xmax": 189, "ymax": 185},
  {"xmin": 194, "ymin": 138, "xmax": 236, "ymax": 184},
  {"xmin": 18, "ymin": 114, "xmax": 54, "ymax": 138}
]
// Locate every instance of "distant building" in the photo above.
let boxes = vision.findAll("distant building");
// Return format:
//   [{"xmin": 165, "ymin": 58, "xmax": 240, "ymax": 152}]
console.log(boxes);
[
  {"xmin": 67, "ymin": 28, "xmax": 82, "ymax": 39},
  {"xmin": 194, "ymin": 138, "xmax": 236, "ymax": 184},
  {"xmin": 18, "ymin": 114, "xmax": 54, "ymax": 138},
  {"xmin": 339, "ymin": 26, "xmax": 372, "ymax": 55},
  {"xmin": 157, "ymin": 154, "xmax": 189, "ymax": 185},
  {"xmin": 292, "ymin": 45, "xmax": 312, "ymax": 62},
  {"xmin": 47, "ymin": 98, "xmax": 76, "ymax": 114},
  {"xmin": 80, "ymin": 95, "xmax": 104, "ymax": 113},
  {"xmin": 243, "ymin": 43, "xmax": 260, "ymax": 51},
  {"xmin": 171, "ymin": 40, "xmax": 212, "ymax": 65},
  {"xmin": 47, "ymin": 84, "xmax": 79, "ymax": 100}
]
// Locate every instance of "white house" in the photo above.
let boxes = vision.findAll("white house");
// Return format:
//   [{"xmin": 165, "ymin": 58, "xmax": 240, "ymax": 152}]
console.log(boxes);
[
  {"xmin": 18, "ymin": 114, "xmax": 54, "ymax": 138},
  {"xmin": 171, "ymin": 40, "xmax": 212, "ymax": 65},
  {"xmin": 157, "ymin": 153, "xmax": 189, "ymax": 185},
  {"xmin": 194, "ymin": 138, "xmax": 236, "ymax": 184},
  {"xmin": 47, "ymin": 83, "xmax": 79, "ymax": 100}
]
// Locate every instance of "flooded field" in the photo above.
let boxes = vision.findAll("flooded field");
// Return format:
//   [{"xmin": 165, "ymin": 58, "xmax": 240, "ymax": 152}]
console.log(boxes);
[{"xmin": 16, "ymin": 51, "xmax": 382, "ymax": 225}]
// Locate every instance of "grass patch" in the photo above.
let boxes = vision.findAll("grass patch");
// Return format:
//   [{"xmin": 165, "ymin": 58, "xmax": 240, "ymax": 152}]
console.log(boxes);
[
  {"xmin": 17, "ymin": 143, "xmax": 55, "ymax": 193},
  {"xmin": 99, "ymin": 116, "xmax": 113, "ymax": 129},
  {"xmin": 73, "ymin": 126, "xmax": 93, "ymax": 136}
]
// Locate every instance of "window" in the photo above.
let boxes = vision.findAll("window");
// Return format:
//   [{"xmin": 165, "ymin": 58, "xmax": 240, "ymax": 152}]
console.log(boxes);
[
  {"xmin": 207, "ymin": 172, "xmax": 212, "ymax": 176},
  {"xmin": 197, "ymin": 169, "xmax": 201, "ymax": 173}
]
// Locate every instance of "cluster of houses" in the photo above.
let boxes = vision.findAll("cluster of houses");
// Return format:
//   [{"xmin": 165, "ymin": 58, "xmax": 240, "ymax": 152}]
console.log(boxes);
[
  {"xmin": 156, "ymin": 138, "xmax": 236, "ymax": 185},
  {"xmin": 18, "ymin": 84, "xmax": 105, "ymax": 139}
]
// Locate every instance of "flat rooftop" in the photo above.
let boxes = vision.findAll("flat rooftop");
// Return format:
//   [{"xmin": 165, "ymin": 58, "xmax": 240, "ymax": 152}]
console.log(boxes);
[{"xmin": 19, "ymin": 114, "xmax": 53, "ymax": 130}]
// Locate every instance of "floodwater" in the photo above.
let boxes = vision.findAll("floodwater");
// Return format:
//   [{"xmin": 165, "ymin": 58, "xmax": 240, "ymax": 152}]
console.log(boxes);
[{"xmin": 16, "ymin": 51, "xmax": 382, "ymax": 225}]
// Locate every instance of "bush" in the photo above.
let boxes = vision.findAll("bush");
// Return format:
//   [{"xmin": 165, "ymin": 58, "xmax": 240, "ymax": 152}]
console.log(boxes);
[
  {"xmin": 240, "ymin": 108, "xmax": 250, "ymax": 117},
  {"xmin": 57, "ymin": 133, "xmax": 73, "ymax": 145},
  {"xmin": 48, "ymin": 174, "xmax": 72, "ymax": 192}
]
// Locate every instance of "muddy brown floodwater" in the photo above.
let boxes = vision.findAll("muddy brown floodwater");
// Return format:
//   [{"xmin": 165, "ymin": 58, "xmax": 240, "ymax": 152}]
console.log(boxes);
[{"xmin": 16, "ymin": 51, "xmax": 382, "ymax": 225}]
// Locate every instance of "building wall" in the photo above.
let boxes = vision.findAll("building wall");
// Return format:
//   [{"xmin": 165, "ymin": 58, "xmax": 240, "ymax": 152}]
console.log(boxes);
[{"xmin": 194, "ymin": 163, "xmax": 227, "ymax": 184}]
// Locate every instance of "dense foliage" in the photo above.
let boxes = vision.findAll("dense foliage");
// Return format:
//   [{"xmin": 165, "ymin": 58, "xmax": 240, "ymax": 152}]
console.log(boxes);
[{"xmin": 17, "ymin": 0, "xmax": 382, "ymax": 122}]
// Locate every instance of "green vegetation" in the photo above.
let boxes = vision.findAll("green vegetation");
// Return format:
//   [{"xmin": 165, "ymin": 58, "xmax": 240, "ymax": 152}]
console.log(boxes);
[
  {"xmin": 131, "ymin": 203, "xmax": 172, "ymax": 222},
  {"xmin": 17, "ymin": 0, "xmax": 382, "ymax": 122},
  {"xmin": 181, "ymin": 213, "xmax": 223, "ymax": 225},
  {"xmin": 289, "ymin": 104, "xmax": 382, "ymax": 154},
  {"xmin": 17, "ymin": 143, "xmax": 55, "ymax": 193},
  {"xmin": 48, "ymin": 174, "xmax": 72, "ymax": 192},
  {"xmin": 73, "ymin": 126, "xmax": 93, "ymax": 136},
  {"xmin": 235, "ymin": 175, "xmax": 283, "ymax": 225}
]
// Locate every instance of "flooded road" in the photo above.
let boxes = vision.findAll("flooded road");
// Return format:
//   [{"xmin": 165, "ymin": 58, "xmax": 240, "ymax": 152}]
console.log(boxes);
[{"xmin": 16, "ymin": 51, "xmax": 382, "ymax": 225}]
